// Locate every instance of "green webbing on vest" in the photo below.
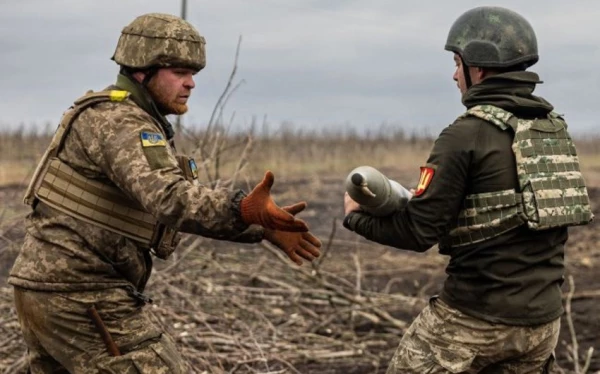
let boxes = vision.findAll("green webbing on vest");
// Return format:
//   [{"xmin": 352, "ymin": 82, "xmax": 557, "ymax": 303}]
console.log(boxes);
[
  {"xmin": 440, "ymin": 189, "xmax": 525, "ymax": 248},
  {"xmin": 442, "ymin": 105, "xmax": 593, "ymax": 248}
]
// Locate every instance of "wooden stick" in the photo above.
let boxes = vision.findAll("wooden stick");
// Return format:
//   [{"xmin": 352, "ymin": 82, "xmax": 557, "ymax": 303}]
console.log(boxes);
[{"xmin": 87, "ymin": 305, "xmax": 121, "ymax": 357}]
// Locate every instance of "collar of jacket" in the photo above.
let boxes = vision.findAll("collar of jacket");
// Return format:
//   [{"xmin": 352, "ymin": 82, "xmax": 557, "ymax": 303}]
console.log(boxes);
[
  {"xmin": 461, "ymin": 71, "xmax": 554, "ymax": 117},
  {"xmin": 115, "ymin": 73, "xmax": 175, "ymax": 140}
]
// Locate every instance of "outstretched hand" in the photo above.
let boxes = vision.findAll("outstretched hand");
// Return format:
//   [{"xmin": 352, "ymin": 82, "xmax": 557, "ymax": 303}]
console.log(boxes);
[
  {"xmin": 241, "ymin": 171, "xmax": 309, "ymax": 232},
  {"xmin": 263, "ymin": 203, "xmax": 322, "ymax": 266}
]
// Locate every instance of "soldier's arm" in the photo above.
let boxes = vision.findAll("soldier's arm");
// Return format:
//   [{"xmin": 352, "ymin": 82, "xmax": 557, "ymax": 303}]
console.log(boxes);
[
  {"xmin": 73, "ymin": 103, "xmax": 262, "ymax": 242},
  {"xmin": 344, "ymin": 121, "xmax": 476, "ymax": 252},
  {"xmin": 195, "ymin": 225, "xmax": 265, "ymax": 243}
]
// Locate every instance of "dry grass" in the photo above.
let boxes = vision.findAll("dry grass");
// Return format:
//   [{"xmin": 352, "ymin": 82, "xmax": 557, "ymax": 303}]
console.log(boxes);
[
  {"xmin": 2, "ymin": 126, "xmax": 599, "ymax": 187},
  {"xmin": 0, "ymin": 126, "xmax": 436, "ymax": 187}
]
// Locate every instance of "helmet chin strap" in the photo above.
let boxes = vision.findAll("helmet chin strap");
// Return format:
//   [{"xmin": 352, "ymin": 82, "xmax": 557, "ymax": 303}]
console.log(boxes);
[
  {"xmin": 461, "ymin": 57, "xmax": 472, "ymax": 89},
  {"xmin": 142, "ymin": 67, "xmax": 159, "ymax": 86}
]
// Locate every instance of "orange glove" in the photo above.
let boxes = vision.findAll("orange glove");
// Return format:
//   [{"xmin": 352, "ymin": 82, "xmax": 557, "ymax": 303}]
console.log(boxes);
[
  {"xmin": 263, "ymin": 202, "xmax": 322, "ymax": 265},
  {"xmin": 241, "ymin": 171, "xmax": 309, "ymax": 232}
]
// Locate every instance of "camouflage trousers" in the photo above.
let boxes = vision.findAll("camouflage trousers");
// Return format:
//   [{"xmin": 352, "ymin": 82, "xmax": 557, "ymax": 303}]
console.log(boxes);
[
  {"xmin": 13, "ymin": 286, "xmax": 187, "ymax": 373},
  {"xmin": 386, "ymin": 297, "xmax": 559, "ymax": 374}
]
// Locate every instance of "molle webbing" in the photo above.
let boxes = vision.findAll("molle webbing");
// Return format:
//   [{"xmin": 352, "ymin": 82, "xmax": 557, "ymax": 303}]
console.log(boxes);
[
  {"xmin": 37, "ymin": 158, "xmax": 156, "ymax": 243},
  {"xmin": 442, "ymin": 189, "xmax": 524, "ymax": 247},
  {"xmin": 24, "ymin": 89, "xmax": 159, "ymax": 246},
  {"xmin": 24, "ymin": 90, "xmax": 131, "ymax": 206},
  {"xmin": 509, "ymin": 112, "xmax": 592, "ymax": 228},
  {"xmin": 443, "ymin": 105, "xmax": 593, "ymax": 248},
  {"xmin": 24, "ymin": 89, "xmax": 197, "ymax": 258}
]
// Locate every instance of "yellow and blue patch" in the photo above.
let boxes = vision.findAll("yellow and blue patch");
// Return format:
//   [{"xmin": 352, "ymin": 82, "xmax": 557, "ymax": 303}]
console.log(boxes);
[
  {"xmin": 140, "ymin": 132, "xmax": 167, "ymax": 147},
  {"xmin": 189, "ymin": 158, "xmax": 198, "ymax": 180}
]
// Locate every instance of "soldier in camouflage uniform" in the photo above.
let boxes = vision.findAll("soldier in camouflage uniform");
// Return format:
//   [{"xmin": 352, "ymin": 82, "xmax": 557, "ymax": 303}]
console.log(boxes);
[
  {"xmin": 344, "ymin": 6, "xmax": 593, "ymax": 374},
  {"xmin": 9, "ymin": 13, "xmax": 322, "ymax": 373}
]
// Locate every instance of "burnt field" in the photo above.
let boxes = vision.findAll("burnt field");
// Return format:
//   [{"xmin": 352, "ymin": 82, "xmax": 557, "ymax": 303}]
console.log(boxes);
[{"xmin": 1, "ymin": 171, "xmax": 599, "ymax": 373}]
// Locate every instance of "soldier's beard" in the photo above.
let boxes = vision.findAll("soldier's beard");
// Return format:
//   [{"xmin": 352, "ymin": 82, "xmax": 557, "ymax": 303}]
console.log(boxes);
[{"xmin": 146, "ymin": 80, "xmax": 189, "ymax": 115}]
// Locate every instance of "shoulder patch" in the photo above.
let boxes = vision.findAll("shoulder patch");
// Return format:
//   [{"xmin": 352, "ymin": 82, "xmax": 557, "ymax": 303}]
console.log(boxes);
[
  {"xmin": 140, "ymin": 131, "xmax": 166, "ymax": 147},
  {"xmin": 189, "ymin": 159, "xmax": 198, "ymax": 179},
  {"xmin": 109, "ymin": 90, "xmax": 130, "ymax": 102},
  {"xmin": 414, "ymin": 166, "xmax": 435, "ymax": 197}
]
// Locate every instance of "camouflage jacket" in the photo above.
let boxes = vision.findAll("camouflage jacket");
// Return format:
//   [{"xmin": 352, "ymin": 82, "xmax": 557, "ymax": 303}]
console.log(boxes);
[{"xmin": 9, "ymin": 75, "xmax": 263, "ymax": 293}]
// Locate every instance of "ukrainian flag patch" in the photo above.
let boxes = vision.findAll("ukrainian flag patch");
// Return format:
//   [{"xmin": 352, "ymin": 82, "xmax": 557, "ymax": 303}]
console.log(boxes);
[
  {"xmin": 140, "ymin": 132, "xmax": 166, "ymax": 147},
  {"xmin": 189, "ymin": 159, "xmax": 198, "ymax": 179}
]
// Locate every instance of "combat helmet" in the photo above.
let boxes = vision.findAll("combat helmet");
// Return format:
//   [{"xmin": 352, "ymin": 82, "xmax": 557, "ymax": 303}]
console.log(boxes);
[
  {"xmin": 112, "ymin": 13, "xmax": 206, "ymax": 72},
  {"xmin": 445, "ymin": 6, "xmax": 538, "ymax": 69}
]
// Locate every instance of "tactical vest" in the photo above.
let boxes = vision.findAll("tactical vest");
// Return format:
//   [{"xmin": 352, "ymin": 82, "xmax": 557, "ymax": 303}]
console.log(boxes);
[
  {"xmin": 23, "ymin": 90, "xmax": 199, "ymax": 259},
  {"xmin": 441, "ymin": 105, "xmax": 593, "ymax": 248}
]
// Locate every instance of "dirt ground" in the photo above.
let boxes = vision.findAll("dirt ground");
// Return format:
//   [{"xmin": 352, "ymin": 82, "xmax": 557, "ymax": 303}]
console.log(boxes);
[{"xmin": 0, "ymin": 174, "xmax": 599, "ymax": 373}]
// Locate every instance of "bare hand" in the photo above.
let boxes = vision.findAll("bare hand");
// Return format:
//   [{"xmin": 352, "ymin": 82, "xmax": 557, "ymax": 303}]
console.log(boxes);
[{"xmin": 344, "ymin": 192, "xmax": 361, "ymax": 216}]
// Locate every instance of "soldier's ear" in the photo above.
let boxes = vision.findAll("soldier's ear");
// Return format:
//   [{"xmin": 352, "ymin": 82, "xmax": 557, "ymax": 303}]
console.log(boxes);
[{"xmin": 473, "ymin": 67, "xmax": 488, "ymax": 84}]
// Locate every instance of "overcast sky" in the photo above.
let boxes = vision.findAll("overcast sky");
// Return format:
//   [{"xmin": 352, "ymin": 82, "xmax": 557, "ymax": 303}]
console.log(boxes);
[{"xmin": 1, "ymin": 0, "xmax": 600, "ymax": 135}]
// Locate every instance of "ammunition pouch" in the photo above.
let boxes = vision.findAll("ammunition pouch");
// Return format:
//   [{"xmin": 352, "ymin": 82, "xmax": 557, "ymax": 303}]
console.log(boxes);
[{"xmin": 440, "ymin": 189, "xmax": 525, "ymax": 248}]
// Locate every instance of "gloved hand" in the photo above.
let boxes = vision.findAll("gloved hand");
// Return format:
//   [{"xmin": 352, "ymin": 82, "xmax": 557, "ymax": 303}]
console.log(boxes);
[
  {"xmin": 241, "ymin": 171, "xmax": 309, "ymax": 232},
  {"xmin": 263, "ymin": 202, "xmax": 322, "ymax": 265}
]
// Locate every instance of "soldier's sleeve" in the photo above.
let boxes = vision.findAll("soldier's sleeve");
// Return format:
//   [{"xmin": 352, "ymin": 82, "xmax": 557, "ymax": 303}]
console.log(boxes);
[
  {"xmin": 199, "ymin": 225, "xmax": 265, "ymax": 243},
  {"xmin": 344, "ymin": 120, "xmax": 476, "ymax": 252},
  {"xmin": 72, "ymin": 103, "xmax": 261, "ymax": 241}
]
